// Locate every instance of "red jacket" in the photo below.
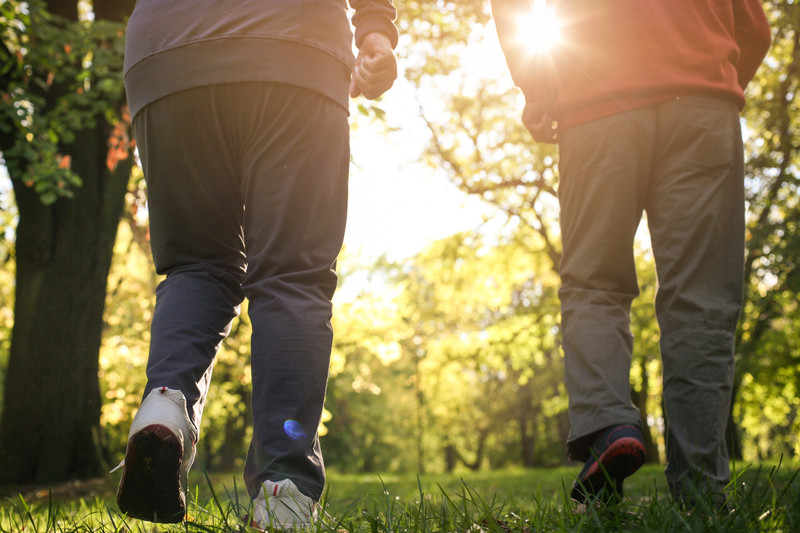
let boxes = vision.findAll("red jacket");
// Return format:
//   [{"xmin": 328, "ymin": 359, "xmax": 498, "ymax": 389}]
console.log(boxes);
[{"xmin": 492, "ymin": 0, "xmax": 771, "ymax": 134}]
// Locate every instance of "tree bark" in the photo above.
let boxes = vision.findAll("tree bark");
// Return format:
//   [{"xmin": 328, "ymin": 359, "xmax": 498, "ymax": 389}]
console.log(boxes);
[
  {"xmin": 0, "ymin": 0, "xmax": 135, "ymax": 485},
  {"xmin": 0, "ymin": 126, "xmax": 132, "ymax": 485}
]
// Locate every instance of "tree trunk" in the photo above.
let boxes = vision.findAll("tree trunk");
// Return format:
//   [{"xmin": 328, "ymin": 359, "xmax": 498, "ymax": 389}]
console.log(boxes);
[
  {"xmin": 630, "ymin": 358, "xmax": 660, "ymax": 464},
  {"xmin": 0, "ymin": 0, "xmax": 135, "ymax": 485},
  {"xmin": 444, "ymin": 443, "xmax": 457, "ymax": 473},
  {"xmin": 0, "ymin": 127, "xmax": 132, "ymax": 484},
  {"xmin": 725, "ymin": 380, "xmax": 743, "ymax": 461},
  {"xmin": 518, "ymin": 381, "xmax": 536, "ymax": 468},
  {"xmin": 444, "ymin": 429, "xmax": 489, "ymax": 471}
]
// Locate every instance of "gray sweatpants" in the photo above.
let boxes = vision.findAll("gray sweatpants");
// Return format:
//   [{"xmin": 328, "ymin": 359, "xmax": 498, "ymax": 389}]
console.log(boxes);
[
  {"xmin": 557, "ymin": 96, "xmax": 745, "ymax": 498},
  {"xmin": 133, "ymin": 82, "xmax": 350, "ymax": 501}
]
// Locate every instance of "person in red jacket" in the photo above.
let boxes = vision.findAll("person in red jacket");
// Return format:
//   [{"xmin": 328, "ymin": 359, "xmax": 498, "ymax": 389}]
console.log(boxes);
[
  {"xmin": 492, "ymin": 0, "xmax": 771, "ymax": 508},
  {"xmin": 114, "ymin": 0, "xmax": 398, "ymax": 527}
]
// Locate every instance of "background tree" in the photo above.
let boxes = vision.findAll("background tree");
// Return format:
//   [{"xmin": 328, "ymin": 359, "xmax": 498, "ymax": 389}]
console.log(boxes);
[
  {"xmin": 372, "ymin": 231, "xmax": 568, "ymax": 471},
  {"xmin": 324, "ymin": 260, "xmax": 419, "ymax": 473},
  {"xmin": 0, "ymin": 0, "xmax": 135, "ymax": 484},
  {"xmin": 733, "ymin": 0, "xmax": 800, "ymax": 461}
]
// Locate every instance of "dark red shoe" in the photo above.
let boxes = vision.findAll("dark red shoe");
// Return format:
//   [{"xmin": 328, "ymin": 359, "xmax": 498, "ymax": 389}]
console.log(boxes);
[{"xmin": 570, "ymin": 424, "xmax": 646, "ymax": 504}]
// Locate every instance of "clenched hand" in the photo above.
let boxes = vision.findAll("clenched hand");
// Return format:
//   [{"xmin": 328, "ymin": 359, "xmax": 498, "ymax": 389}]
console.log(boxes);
[
  {"xmin": 522, "ymin": 100, "xmax": 558, "ymax": 144},
  {"xmin": 349, "ymin": 32, "xmax": 397, "ymax": 100}
]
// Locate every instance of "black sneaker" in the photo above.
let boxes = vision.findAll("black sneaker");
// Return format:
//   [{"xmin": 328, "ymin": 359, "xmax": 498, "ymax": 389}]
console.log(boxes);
[{"xmin": 570, "ymin": 424, "xmax": 646, "ymax": 504}]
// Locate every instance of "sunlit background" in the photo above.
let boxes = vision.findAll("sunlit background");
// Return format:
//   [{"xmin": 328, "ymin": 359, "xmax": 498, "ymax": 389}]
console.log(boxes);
[
  {"xmin": 344, "ymin": 20, "xmax": 511, "ymax": 262},
  {"xmin": 1, "ymin": 0, "xmax": 797, "ymax": 485}
]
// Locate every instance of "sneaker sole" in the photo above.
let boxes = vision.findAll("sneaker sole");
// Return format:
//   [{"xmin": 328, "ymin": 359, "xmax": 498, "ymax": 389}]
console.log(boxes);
[
  {"xmin": 571, "ymin": 437, "xmax": 645, "ymax": 502},
  {"xmin": 116, "ymin": 424, "xmax": 186, "ymax": 523}
]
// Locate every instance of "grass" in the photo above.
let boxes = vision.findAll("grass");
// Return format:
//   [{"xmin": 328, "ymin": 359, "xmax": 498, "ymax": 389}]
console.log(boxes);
[{"xmin": 1, "ymin": 462, "xmax": 799, "ymax": 532}]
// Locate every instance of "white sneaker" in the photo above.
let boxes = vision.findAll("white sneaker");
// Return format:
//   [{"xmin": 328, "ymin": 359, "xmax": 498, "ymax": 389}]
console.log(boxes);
[
  {"xmin": 252, "ymin": 478, "xmax": 317, "ymax": 530},
  {"xmin": 115, "ymin": 387, "xmax": 197, "ymax": 523}
]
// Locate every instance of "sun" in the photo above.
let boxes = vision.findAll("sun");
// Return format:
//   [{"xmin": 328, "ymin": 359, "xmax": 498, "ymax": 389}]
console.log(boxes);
[{"xmin": 515, "ymin": 0, "xmax": 563, "ymax": 55}]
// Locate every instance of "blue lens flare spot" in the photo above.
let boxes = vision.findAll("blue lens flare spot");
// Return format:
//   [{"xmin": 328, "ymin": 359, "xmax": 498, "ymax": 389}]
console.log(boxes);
[{"xmin": 284, "ymin": 419, "xmax": 306, "ymax": 440}]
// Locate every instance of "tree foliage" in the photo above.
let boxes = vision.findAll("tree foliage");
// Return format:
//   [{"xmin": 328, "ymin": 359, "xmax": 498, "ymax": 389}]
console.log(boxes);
[
  {"xmin": 734, "ymin": 0, "xmax": 800, "ymax": 461},
  {"xmin": 0, "ymin": 0, "xmax": 128, "ymax": 204},
  {"xmin": 324, "ymin": 231, "xmax": 568, "ymax": 473}
]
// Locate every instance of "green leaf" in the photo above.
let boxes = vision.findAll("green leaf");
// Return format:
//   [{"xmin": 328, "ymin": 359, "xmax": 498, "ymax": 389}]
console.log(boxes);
[{"xmin": 39, "ymin": 191, "xmax": 57, "ymax": 205}]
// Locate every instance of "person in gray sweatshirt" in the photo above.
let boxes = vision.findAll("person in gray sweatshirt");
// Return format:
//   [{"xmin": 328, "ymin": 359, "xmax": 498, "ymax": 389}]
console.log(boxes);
[{"xmin": 115, "ymin": 1, "xmax": 399, "ymax": 527}]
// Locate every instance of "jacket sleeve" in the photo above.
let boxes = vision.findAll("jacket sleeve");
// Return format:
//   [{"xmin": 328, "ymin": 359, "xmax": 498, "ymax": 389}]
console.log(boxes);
[
  {"xmin": 491, "ymin": 0, "xmax": 558, "ymax": 142},
  {"xmin": 350, "ymin": 0, "xmax": 399, "ymax": 49},
  {"xmin": 491, "ymin": 0, "xmax": 553, "ymax": 104},
  {"xmin": 733, "ymin": 0, "xmax": 771, "ymax": 88}
]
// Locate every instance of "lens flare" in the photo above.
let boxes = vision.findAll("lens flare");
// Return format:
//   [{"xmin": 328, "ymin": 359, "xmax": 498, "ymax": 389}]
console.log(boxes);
[
  {"xmin": 516, "ymin": 0, "xmax": 562, "ymax": 55},
  {"xmin": 284, "ymin": 419, "xmax": 306, "ymax": 440}
]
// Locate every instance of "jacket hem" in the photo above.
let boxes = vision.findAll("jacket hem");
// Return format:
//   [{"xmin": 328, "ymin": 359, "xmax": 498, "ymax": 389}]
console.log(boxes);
[{"xmin": 124, "ymin": 37, "xmax": 351, "ymax": 119}]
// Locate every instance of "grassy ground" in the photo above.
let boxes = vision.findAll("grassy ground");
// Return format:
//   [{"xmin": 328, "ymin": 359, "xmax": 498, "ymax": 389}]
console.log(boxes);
[{"xmin": 1, "ymin": 462, "xmax": 798, "ymax": 532}]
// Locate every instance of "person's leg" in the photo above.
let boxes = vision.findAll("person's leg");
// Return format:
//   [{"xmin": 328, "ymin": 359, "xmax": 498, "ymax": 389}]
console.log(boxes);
[
  {"xmin": 557, "ymin": 109, "xmax": 655, "ymax": 461},
  {"xmin": 118, "ymin": 84, "xmax": 249, "ymax": 522},
  {"xmin": 134, "ymin": 86, "xmax": 247, "ymax": 432},
  {"xmin": 647, "ymin": 96, "xmax": 744, "ymax": 504},
  {"xmin": 234, "ymin": 83, "xmax": 349, "ymax": 503}
]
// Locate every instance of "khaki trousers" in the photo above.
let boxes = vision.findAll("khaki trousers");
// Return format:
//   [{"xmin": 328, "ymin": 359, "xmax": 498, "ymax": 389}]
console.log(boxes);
[{"xmin": 557, "ymin": 96, "xmax": 744, "ymax": 497}]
